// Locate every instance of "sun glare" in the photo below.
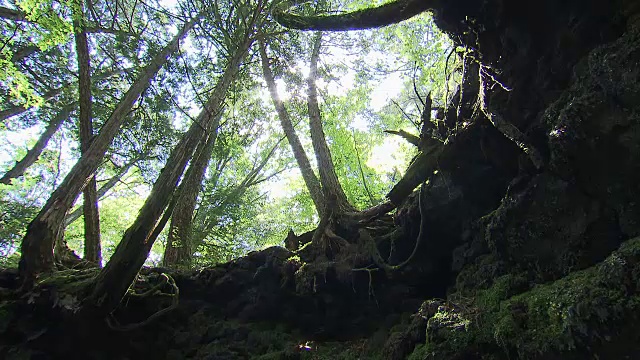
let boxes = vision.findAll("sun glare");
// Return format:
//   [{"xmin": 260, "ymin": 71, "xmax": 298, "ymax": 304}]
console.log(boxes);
[{"xmin": 367, "ymin": 136, "xmax": 407, "ymax": 174}]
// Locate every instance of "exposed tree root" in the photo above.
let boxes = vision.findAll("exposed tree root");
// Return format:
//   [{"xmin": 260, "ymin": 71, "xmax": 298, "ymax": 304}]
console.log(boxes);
[
  {"xmin": 361, "ymin": 181, "xmax": 429, "ymax": 272},
  {"xmin": 478, "ymin": 65, "xmax": 544, "ymax": 169},
  {"xmin": 106, "ymin": 273, "xmax": 179, "ymax": 332}
]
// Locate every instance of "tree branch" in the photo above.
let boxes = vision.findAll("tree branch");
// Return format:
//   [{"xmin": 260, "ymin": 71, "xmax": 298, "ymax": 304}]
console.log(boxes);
[{"xmin": 273, "ymin": 0, "xmax": 437, "ymax": 31}]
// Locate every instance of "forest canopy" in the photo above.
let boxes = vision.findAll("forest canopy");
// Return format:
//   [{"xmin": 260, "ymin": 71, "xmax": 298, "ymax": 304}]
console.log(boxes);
[{"xmin": 0, "ymin": 0, "xmax": 455, "ymax": 281}]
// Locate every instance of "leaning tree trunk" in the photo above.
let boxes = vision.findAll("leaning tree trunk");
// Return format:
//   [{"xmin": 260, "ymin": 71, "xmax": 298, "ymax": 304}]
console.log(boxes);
[
  {"xmin": 18, "ymin": 14, "xmax": 202, "ymax": 286},
  {"xmin": 64, "ymin": 156, "xmax": 140, "ymax": 227},
  {"xmin": 306, "ymin": 32, "xmax": 354, "ymax": 212},
  {"xmin": 73, "ymin": 3, "xmax": 101, "ymax": 266},
  {"xmin": 163, "ymin": 121, "xmax": 219, "ymax": 267},
  {"xmin": 89, "ymin": 31, "xmax": 256, "ymax": 313},
  {"xmin": 259, "ymin": 39, "xmax": 325, "ymax": 214},
  {"xmin": 0, "ymin": 105, "xmax": 72, "ymax": 184}
]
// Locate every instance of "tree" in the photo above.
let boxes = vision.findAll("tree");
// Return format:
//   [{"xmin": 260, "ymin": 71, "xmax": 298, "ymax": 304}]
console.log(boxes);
[
  {"xmin": 189, "ymin": 133, "xmax": 286, "ymax": 264},
  {"xmin": 163, "ymin": 128, "xmax": 217, "ymax": 267},
  {"xmin": 259, "ymin": 37, "xmax": 325, "ymax": 214},
  {"xmin": 273, "ymin": 0, "xmax": 434, "ymax": 31},
  {"xmin": 89, "ymin": 1, "xmax": 265, "ymax": 312},
  {"xmin": 0, "ymin": 105, "xmax": 72, "ymax": 185},
  {"xmin": 72, "ymin": 0, "xmax": 101, "ymax": 265},
  {"xmin": 19, "ymin": 12, "xmax": 202, "ymax": 286},
  {"xmin": 306, "ymin": 31, "xmax": 353, "ymax": 212},
  {"xmin": 63, "ymin": 155, "xmax": 143, "ymax": 227}
]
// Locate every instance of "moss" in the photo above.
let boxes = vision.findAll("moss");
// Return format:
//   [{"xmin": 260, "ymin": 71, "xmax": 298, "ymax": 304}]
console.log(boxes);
[
  {"xmin": 407, "ymin": 343, "xmax": 431, "ymax": 360},
  {"xmin": 303, "ymin": 340, "xmax": 378, "ymax": 360},
  {"xmin": 0, "ymin": 301, "xmax": 15, "ymax": 333},
  {"xmin": 35, "ymin": 268, "xmax": 99, "ymax": 295},
  {"xmin": 474, "ymin": 274, "xmax": 529, "ymax": 310},
  {"xmin": 411, "ymin": 237, "xmax": 640, "ymax": 359},
  {"xmin": 490, "ymin": 237, "xmax": 640, "ymax": 357}
]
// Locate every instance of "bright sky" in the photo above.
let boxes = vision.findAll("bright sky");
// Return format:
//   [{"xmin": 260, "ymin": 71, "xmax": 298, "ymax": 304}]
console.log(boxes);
[{"xmin": 258, "ymin": 38, "xmax": 408, "ymax": 201}]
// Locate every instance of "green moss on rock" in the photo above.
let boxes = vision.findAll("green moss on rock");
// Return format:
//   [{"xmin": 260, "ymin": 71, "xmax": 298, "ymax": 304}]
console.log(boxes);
[{"xmin": 409, "ymin": 237, "xmax": 640, "ymax": 359}]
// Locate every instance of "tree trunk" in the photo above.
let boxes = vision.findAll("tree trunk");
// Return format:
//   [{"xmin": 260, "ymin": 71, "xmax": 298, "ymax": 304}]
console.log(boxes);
[
  {"xmin": 0, "ymin": 6, "xmax": 25, "ymax": 22},
  {"xmin": 89, "ymin": 32, "xmax": 255, "ymax": 313},
  {"xmin": 259, "ymin": 39, "xmax": 325, "ymax": 214},
  {"xmin": 0, "ymin": 105, "xmax": 72, "ymax": 185},
  {"xmin": 273, "ymin": 0, "xmax": 433, "ymax": 31},
  {"xmin": 73, "ymin": 4, "xmax": 101, "ymax": 266},
  {"xmin": 18, "ymin": 14, "xmax": 201, "ymax": 286},
  {"xmin": 64, "ymin": 156, "xmax": 139, "ymax": 226},
  {"xmin": 306, "ymin": 32, "xmax": 353, "ymax": 212},
  {"xmin": 163, "ymin": 128, "xmax": 218, "ymax": 267}
]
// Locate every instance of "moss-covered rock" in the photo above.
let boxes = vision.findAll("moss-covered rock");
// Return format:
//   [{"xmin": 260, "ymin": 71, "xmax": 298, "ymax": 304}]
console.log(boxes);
[
  {"xmin": 545, "ymin": 25, "xmax": 640, "ymax": 239},
  {"xmin": 486, "ymin": 173, "xmax": 623, "ymax": 282},
  {"xmin": 409, "ymin": 236, "xmax": 640, "ymax": 359}
]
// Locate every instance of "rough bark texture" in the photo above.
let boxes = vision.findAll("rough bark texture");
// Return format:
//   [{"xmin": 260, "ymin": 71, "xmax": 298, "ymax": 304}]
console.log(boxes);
[
  {"xmin": 273, "ymin": 0, "xmax": 438, "ymax": 31},
  {"xmin": 19, "ymin": 14, "xmax": 201, "ymax": 285},
  {"xmin": 89, "ymin": 31, "xmax": 255, "ymax": 313},
  {"xmin": 306, "ymin": 32, "xmax": 353, "ymax": 212},
  {"xmin": 259, "ymin": 39, "xmax": 325, "ymax": 214},
  {"xmin": 0, "ymin": 105, "xmax": 71, "ymax": 185},
  {"xmin": 73, "ymin": 6, "xmax": 101, "ymax": 266},
  {"xmin": 163, "ymin": 126, "xmax": 218, "ymax": 267}
]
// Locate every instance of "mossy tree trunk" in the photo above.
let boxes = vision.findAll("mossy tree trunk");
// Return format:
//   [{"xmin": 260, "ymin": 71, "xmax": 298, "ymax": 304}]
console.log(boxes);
[
  {"xmin": 89, "ymin": 30, "xmax": 257, "ymax": 313},
  {"xmin": 273, "ymin": 0, "xmax": 435, "ymax": 31},
  {"xmin": 18, "ymin": 14, "xmax": 202, "ymax": 287}
]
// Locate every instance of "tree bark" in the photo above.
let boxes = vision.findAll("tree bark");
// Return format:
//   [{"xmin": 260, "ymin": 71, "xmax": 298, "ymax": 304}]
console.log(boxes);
[
  {"xmin": 0, "ymin": 6, "xmax": 25, "ymax": 22},
  {"xmin": 19, "ymin": 13, "xmax": 202, "ymax": 286},
  {"xmin": 0, "ymin": 105, "xmax": 72, "ymax": 185},
  {"xmin": 64, "ymin": 156, "xmax": 139, "ymax": 226},
  {"xmin": 163, "ymin": 129, "xmax": 218, "ymax": 267},
  {"xmin": 73, "ymin": 2, "xmax": 101, "ymax": 266},
  {"xmin": 383, "ymin": 129, "xmax": 421, "ymax": 147},
  {"xmin": 273, "ymin": 0, "xmax": 435, "ymax": 31},
  {"xmin": 386, "ymin": 141, "xmax": 444, "ymax": 205},
  {"xmin": 89, "ymin": 30, "xmax": 255, "ymax": 313},
  {"xmin": 306, "ymin": 32, "xmax": 353, "ymax": 212},
  {"xmin": 259, "ymin": 39, "xmax": 325, "ymax": 214}
]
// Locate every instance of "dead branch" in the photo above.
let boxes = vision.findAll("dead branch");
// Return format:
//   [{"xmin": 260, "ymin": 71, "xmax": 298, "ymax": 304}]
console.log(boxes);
[
  {"xmin": 384, "ymin": 129, "xmax": 421, "ymax": 147},
  {"xmin": 478, "ymin": 65, "xmax": 544, "ymax": 169}
]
